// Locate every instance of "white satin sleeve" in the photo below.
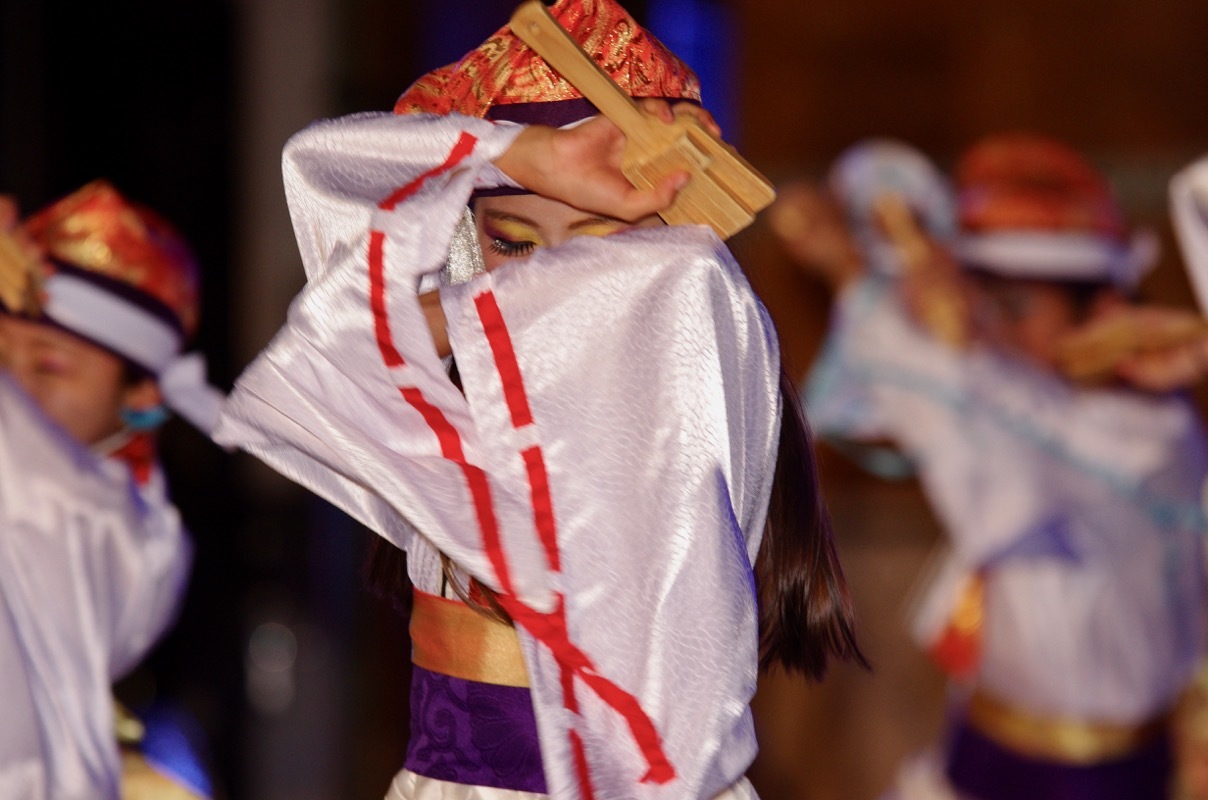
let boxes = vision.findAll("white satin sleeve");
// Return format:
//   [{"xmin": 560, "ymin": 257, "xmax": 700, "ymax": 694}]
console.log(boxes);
[
  {"xmin": 804, "ymin": 275, "xmax": 1038, "ymax": 562},
  {"xmin": 215, "ymin": 109, "xmax": 781, "ymax": 797},
  {"xmin": 212, "ymin": 112, "xmax": 556, "ymax": 608},
  {"xmin": 100, "ymin": 466, "xmax": 193, "ymax": 679},
  {"xmin": 438, "ymin": 228, "xmax": 780, "ymax": 799}
]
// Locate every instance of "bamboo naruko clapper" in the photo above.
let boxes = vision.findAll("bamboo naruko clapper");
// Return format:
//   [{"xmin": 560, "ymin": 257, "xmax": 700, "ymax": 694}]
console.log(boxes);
[{"xmin": 509, "ymin": 0, "xmax": 775, "ymax": 239}]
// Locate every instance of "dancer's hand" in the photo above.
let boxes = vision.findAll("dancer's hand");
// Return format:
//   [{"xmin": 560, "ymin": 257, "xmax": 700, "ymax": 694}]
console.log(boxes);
[
  {"xmin": 494, "ymin": 103, "xmax": 716, "ymax": 222},
  {"xmin": 1109, "ymin": 306, "xmax": 1208, "ymax": 391},
  {"xmin": 1057, "ymin": 303, "xmax": 1208, "ymax": 390}
]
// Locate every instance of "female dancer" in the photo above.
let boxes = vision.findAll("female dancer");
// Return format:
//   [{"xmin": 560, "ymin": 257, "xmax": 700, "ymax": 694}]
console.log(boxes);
[
  {"xmin": 777, "ymin": 133, "xmax": 1208, "ymax": 800},
  {"xmin": 216, "ymin": 1, "xmax": 861, "ymax": 797}
]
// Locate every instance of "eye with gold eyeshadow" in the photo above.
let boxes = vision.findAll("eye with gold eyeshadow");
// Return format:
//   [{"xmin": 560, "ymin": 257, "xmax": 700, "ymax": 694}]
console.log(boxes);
[
  {"xmin": 483, "ymin": 219, "xmax": 541, "ymax": 259},
  {"xmin": 487, "ymin": 236, "xmax": 538, "ymax": 258}
]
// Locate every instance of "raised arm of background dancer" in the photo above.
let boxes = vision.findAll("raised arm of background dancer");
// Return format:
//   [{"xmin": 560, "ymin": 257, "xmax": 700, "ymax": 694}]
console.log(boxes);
[
  {"xmin": 767, "ymin": 181, "xmax": 866, "ymax": 292},
  {"xmin": 0, "ymin": 196, "xmax": 16, "ymax": 230}
]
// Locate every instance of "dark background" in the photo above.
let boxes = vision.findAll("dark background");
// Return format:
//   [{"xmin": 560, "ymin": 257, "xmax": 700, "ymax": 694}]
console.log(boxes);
[{"xmin": 1, "ymin": 1, "xmax": 1206, "ymax": 798}]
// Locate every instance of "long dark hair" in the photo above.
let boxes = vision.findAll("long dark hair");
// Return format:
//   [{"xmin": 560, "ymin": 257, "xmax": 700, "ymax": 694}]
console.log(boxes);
[
  {"xmin": 364, "ymin": 363, "xmax": 865, "ymax": 678},
  {"xmin": 363, "ymin": 533, "xmax": 412, "ymax": 617},
  {"xmin": 756, "ymin": 367, "xmax": 866, "ymax": 678},
  {"xmin": 362, "ymin": 539, "xmax": 510, "ymax": 623}
]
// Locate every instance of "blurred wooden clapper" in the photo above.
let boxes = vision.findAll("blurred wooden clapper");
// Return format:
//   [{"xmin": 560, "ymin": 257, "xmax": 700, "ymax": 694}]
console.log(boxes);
[
  {"xmin": 1058, "ymin": 162, "xmax": 1208, "ymax": 383},
  {"xmin": 0, "ymin": 228, "xmax": 40, "ymax": 315},
  {"xmin": 509, "ymin": 0, "xmax": 775, "ymax": 239},
  {"xmin": 1058, "ymin": 312, "xmax": 1208, "ymax": 383},
  {"xmin": 874, "ymin": 192, "xmax": 968, "ymax": 348}
]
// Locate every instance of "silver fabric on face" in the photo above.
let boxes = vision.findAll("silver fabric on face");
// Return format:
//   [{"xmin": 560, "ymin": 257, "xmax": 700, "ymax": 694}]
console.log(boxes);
[{"xmin": 442, "ymin": 207, "xmax": 486, "ymax": 286}]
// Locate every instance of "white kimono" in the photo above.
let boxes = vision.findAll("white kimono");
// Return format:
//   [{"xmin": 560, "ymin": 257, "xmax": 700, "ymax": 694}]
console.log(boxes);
[
  {"xmin": 808, "ymin": 275, "xmax": 1208, "ymax": 724},
  {"xmin": 0, "ymin": 376, "xmax": 192, "ymax": 799},
  {"xmin": 214, "ymin": 112, "xmax": 781, "ymax": 800}
]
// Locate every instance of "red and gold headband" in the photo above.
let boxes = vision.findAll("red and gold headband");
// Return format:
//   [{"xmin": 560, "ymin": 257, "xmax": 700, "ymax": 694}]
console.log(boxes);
[
  {"xmin": 955, "ymin": 133, "xmax": 1126, "ymax": 241},
  {"xmin": 952, "ymin": 133, "xmax": 1152, "ymax": 287},
  {"xmin": 22, "ymin": 180, "xmax": 200, "ymax": 339},
  {"xmin": 13, "ymin": 181, "xmax": 224, "ymax": 433},
  {"xmin": 394, "ymin": 0, "xmax": 700, "ymax": 126}
]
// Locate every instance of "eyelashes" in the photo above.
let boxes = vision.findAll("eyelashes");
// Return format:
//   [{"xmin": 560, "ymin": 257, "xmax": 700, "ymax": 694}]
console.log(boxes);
[{"xmin": 488, "ymin": 237, "xmax": 537, "ymax": 258}]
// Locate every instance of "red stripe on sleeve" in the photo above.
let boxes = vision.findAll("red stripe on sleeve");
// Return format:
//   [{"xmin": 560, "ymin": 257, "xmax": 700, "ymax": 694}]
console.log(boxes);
[
  {"xmin": 522, "ymin": 446, "xmax": 560, "ymax": 572},
  {"xmin": 569, "ymin": 730, "xmax": 598, "ymax": 800},
  {"xmin": 398, "ymin": 386, "xmax": 462, "ymax": 459},
  {"xmin": 398, "ymin": 386, "xmax": 515, "ymax": 596},
  {"xmin": 368, "ymin": 132, "xmax": 479, "ymax": 366},
  {"xmin": 378, "ymin": 131, "xmax": 479, "ymax": 211},
  {"xmin": 504, "ymin": 600, "xmax": 678, "ymax": 786},
  {"xmin": 368, "ymin": 230, "xmax": 406, "ymax": 368},
  {"xmin": 474, "ymin": 291, "xmax": 534, "ymax": 429},
  {"xmin": 458, "ymin": 462, "xmax": 513, "ymax": 595}
]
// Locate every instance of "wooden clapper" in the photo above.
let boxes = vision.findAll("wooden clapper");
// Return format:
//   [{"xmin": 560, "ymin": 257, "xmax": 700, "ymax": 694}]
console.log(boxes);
[
  {"xmin": 874, "ymin": 193, "xmax": 968, "ymax": 348},
  {"xmin": 1057, "ymin": 312, "xmax": 1208, "ymax": 383},
  {"xmin": 509, "ymin": 0, "xmax": 775, "ymax": 239},
  {"xmin": 0, "ymin": 229, "xmax": 39, "ymax": 315}
]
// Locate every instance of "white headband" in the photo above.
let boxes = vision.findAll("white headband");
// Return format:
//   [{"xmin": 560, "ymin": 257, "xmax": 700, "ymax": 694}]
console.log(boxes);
[
  {"xmin": 954, "ymin": 230, "xmax": 1157, "ymax": 290},
  {"xmin": 43, "ymin": 272, "xmax": 183, "ymax": 373},
  {"xmin": 41, "ymin": 272, "xmax": 223, "ymax": 434}
]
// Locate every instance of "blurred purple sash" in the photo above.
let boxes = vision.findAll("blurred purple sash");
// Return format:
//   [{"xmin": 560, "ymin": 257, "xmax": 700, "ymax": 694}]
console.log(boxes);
[{"xmin": 946, "ymin": 717, "xmax": 1171, "ymax": 800}]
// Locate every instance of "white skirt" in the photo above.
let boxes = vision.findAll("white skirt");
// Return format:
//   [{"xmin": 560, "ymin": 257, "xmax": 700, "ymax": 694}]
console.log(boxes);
[{"xmin": 385, "ymin": 769, "xmax": 760, "ymax": 800}]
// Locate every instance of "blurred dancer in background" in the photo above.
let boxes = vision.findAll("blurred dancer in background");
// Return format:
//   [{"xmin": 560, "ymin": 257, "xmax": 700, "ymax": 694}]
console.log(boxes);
[
  {"xmin": 0, "ymin": 182, "xmax": 220, "ymax": 799},
  {"xmin": 771, "ymin": 133, "xmax": 1208, "ymax": 800}
]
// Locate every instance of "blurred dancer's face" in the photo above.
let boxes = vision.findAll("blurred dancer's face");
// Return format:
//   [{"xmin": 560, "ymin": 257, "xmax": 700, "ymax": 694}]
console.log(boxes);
[
  {"xmin": 474, "ymin": 194, "xmax": 661, "ymax": 270},
  {"xmin": 966, "ymin": 273, "xmax": 1089, "ymax": 369},
  {"xmin": 0, "ymin": 315, "xmax": 130, "ymax": 445}
]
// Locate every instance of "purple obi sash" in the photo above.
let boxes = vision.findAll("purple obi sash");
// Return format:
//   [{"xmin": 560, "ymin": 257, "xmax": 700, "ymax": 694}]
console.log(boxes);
[
  {"xmin": 404, "ymin": 665, "xmax": 548, "ymax": 793},
  {"xmin": 946, "ymin": 717, "xmax": 1172, "ymax": 800}
]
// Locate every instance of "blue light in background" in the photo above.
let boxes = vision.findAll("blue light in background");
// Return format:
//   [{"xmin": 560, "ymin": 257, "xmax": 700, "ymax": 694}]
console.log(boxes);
[
  {"xmin": 647, "ymin": 0, "xmax": 738, "ymax": 142},
  {"xmin": 417, "ymin": 0, "xmax": 517, "ymax": 72},
  {"xmin": 138, "ymin": 703, "xmax": 215, "ymax": 798}
]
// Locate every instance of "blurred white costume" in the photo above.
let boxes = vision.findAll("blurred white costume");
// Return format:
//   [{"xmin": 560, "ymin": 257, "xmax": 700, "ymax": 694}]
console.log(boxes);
[
  {"xmin": 808, "ymin": 275, "xmax": 1208, "ymax": 798},
  {"xmin": 0, "ymin": 376, "xmax": 191, "ymax": 799},
  {"xmin": 803, "ymin": 133, "xmax": 1207, "ymax": 799}
]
